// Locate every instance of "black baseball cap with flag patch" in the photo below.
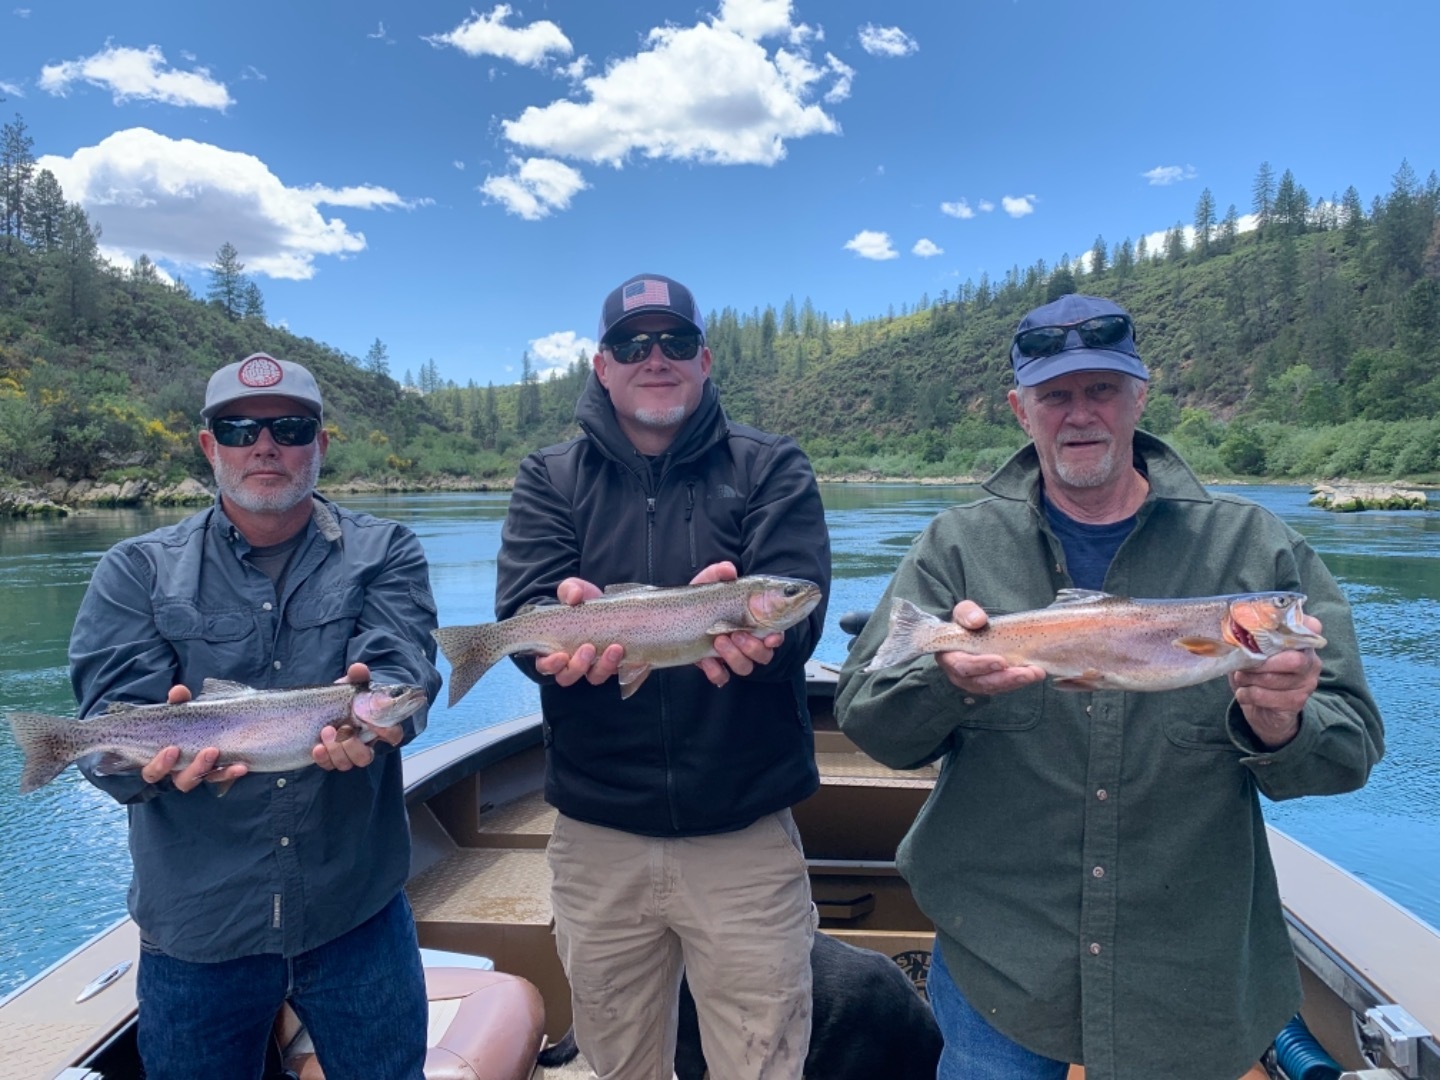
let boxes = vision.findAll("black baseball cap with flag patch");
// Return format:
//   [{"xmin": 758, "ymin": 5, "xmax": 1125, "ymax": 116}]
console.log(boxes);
[{"xmin": 598, "ymin": 273, "xmax": 706, "ymax": 346}]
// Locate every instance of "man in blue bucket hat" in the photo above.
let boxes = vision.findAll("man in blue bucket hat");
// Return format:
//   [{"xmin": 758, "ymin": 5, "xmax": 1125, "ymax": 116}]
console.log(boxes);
[{"xmin": 837, "ymin": 294, "xmax": 1383, "ymax": 1080}]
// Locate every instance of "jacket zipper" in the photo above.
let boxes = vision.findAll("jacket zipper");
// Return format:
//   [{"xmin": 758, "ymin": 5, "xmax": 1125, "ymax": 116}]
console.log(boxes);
[
  {"xmin": 642, "ymin": 487, "xmax": 680, "ymax": 829},
  {"xmin": 684, "ymin": 482, "xmax": 697, "ymax": 571}
]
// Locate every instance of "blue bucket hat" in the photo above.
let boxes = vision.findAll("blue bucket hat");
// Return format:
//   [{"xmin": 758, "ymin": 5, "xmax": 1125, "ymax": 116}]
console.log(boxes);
[{"xmin": 1009, "ymin": 294, "xmax": 1149, "ymax": 387}]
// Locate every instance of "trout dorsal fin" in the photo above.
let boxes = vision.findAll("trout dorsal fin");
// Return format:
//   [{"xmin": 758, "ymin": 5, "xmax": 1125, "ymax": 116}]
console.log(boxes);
[
  {"xmin": 1050, "ymin": 589, "xmax": 1114, "ymax": 607},
  {"xmin": 196, "ymin": 679, "xmax": 257, "ymax": 701}
]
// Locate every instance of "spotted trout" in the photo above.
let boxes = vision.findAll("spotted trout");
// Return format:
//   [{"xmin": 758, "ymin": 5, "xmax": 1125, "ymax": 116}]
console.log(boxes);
[
  {"xmin": 8, "ymin": 679, "xmax": 427, "ymax": 794},
  {"xmin": 862, "ymin": 589, "xmax": 1325, "ymax": 692},
  {"xmin": 433, "ymin": 575, "xmax": 823, "ymax": 706}
]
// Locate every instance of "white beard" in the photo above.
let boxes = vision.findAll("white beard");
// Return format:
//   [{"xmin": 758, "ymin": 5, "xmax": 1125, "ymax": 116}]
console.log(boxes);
[
  {"xmin": 213, "ymin": 451, "xmax": 321, "ymax": 514},
  {"xmin": 633, "ymin": 405, "xmax": 688, "ymax": 429},
  {"xmin": 1053, "ymin": 434, "xmax": 1117, "ymax": 488}
]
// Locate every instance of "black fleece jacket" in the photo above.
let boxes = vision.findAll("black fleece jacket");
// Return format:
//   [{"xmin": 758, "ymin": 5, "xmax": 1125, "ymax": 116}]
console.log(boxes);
[{"xmin": 495, "ymin": 373, "xmax": 831, "ymax": 835}]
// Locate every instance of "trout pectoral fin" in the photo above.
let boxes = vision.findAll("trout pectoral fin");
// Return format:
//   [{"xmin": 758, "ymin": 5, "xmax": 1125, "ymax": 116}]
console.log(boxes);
[
  {"xmin": 618, "ymin": 663, "xmax": 653, "ymax": 699},
  {"xmin": 92, "ymin": 752, "xmax": 143, "ymax": 777},
  {"xmin": 706, "ymin": 619, "xmax": 746, "ymax": 634},
  {"xmin": 1053, "ymin": 671, "xmax": 1106, "ymax": 691},
  {"xmin": 1174, "ymin": 636, "xmax": 1234, "ymax": 657}
]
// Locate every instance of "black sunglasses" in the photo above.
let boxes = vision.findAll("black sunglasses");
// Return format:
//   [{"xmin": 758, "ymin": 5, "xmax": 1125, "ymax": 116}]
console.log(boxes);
[
  {"xmin": 210, "ymin": 415, "xmax": 320, "ymax": 448},
  {"xmin": 1013, "ymin": 314, "xmax": 1134, "ymax": 362},
  {"xmin": 606, "ymin": 330, "xmax": 704, "ymax": 365}
]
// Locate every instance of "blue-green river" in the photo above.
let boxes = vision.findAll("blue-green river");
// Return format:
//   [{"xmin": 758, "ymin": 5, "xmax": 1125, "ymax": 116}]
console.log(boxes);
[{"xmin": 1, "ymin": 484, "xmax": 1436, "ymax": 996}]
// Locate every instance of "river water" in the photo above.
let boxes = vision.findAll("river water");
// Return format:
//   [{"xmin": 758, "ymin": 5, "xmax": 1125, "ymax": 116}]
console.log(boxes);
[{"xmin": 1, "ymin": 484, "xmax": 1437, "ymax": 996}]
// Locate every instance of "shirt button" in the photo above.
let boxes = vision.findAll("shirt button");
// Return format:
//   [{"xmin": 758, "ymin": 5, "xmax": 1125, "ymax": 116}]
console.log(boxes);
[
  {"xmin": 1096, "ymin": 789, "xmax": 1108, "ymax": 801},
  {"xmin": 1089, "ymin": 943, "xmax": 1102, "ymax": 956},
  {"xmin": 963, "ymin": 697, "xmax": 976, "ymax": 706},
  {"xmin": 1092, "ymin": 866, "xmax": 1105, "ymax": 879},
  {"xmin": 262, "ymin": 602, "xmax": 273, "ymax": 611},
  {"xmin": 276, "ymin": 778, "xmax": 286, "ymax": 788},
  {"xmin": 273, "ymin": 660, "xmax": 282, "ymax": 670},
  {"xmin": 280, "ymin": 837, "xmax": 290, "ymax": 847},
  {"xmin": 1085, "ymin": 705, "xmax": 1092, "ymax": 715}
]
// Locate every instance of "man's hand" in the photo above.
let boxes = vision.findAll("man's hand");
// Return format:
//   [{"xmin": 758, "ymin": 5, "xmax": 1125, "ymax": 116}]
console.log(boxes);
[
  {"xmin": 1229, "ymin": 615, "xmax": 1323, "ymax": 749},
  {"xmin": 141, "ymin": 683, "xmax": 249, "ymax": 792},
  {"xmin": 933, "ymin": 601, "xmax": 1045, "ymax": 697},
  {"xmin": 691, "ymin": 562, "xmax": 783, "ymax": 689},
  {"xmin": 534, "ymin": 578, "xmax": 627, "ymax": 688},
  {"xmin": 313, "ymin": 663, "xmax": 402, "ymax": 771}
]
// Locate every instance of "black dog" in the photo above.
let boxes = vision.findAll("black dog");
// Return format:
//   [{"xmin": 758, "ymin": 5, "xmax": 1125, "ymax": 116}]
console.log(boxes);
[{"xmin": 538, "ymin": 932, "xmax": 942, "ymax": 1079}]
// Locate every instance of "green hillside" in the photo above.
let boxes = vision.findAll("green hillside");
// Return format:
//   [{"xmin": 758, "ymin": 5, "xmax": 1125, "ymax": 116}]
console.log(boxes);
[{"xmin": 3, "ymin": 108, "xmax": 1439, "ymax": 508}]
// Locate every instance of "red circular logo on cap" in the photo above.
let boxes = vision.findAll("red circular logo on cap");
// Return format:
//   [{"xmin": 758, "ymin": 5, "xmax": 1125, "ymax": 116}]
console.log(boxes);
[{"xmin": 238, "ymin": 355, "xmax": 283, "ymax": 388}]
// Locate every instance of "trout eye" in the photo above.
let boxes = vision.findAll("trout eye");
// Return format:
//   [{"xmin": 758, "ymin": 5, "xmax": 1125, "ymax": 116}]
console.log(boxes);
[{"xmin": 784, "ymin": 584, "xmax": 801, "ymax": 597}]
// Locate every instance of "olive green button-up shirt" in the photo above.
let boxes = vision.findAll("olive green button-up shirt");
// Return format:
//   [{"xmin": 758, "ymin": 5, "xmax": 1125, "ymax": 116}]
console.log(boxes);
[{"xmin": 836, "ymin": 434, "xmax": 1383, "ymax": 1080}]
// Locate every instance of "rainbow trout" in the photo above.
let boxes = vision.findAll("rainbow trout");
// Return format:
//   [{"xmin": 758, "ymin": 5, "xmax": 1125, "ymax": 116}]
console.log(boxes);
[
  {"xmin": 862, "ymin": 589, "xmax": 1325, "ymax": 692},
  {"xmin": 8, "ymin": 680, "xmax": 427, "ymax": 794},
  {"xmin": 433, "ymin": 575, "xmax": 823, "ymax": 706}
]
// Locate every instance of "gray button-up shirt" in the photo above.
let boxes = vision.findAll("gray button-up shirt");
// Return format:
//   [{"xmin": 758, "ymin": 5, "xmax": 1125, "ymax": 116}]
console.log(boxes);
[{"xmin": 70, "ymin": 497, "xmax": 442, "ymax": 962}]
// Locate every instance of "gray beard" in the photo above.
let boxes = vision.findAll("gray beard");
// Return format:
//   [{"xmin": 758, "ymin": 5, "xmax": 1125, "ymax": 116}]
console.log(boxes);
[
  {"xmin": 633, "ymin": 405, "xmax": 688, "ymax": 429},
  {"xmin": 1052, "ymin": 436, "xmax": 1117, "ymax": 488},
  {"xmin": 213, "ymin": 452, "xmax": 321, "ymax": 514}
]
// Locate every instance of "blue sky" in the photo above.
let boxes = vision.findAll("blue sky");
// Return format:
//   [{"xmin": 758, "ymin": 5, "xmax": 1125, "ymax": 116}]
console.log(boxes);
[{"xmin": 3, "ymin": 0, "xmax": 1437, "ymax": 388}]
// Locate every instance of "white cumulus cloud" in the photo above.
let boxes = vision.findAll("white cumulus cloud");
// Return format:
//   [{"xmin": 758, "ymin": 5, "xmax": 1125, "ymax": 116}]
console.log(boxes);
[
  {"xmin": 499, "ymin": 14, "xmax": 848, "ymax": 168},
  {"xmin": 715, "ymin": 0, "xmax": 820, "ymax": 45},
  {"xmin": 1001, "ymin": 194, "xmax": 1036, "ymax": 217},
  {"xmin": 480, "ymin": 156, "xmax": 588, "ymax": 219},
  {"xmin": 39, "ymin": 44, "xmax": 233, "ymax": 110},
  {"xmin": 0, "ymin": 79, "xmax": 23, "ymax": 97},
  {"xmin": 425, "ymin": 5, "xmax": 573, "ymax": 68},
  {"xmin": 844, "ymin": 230, "xmax": 897, "ymax": 260},
  {"xmin": 530, "ymin": 330, "xmax": 597, "ymax": 376},
  {"xmin": 36, "ymin": 128, "xmax": 420, "ymax": 279},
  {"xmin": 940, "ymin": 198, "xmax": 974, "ymax": 219},
  {"xmin": 1142, "ymin": 164, "xmax": 1197, "ymax": 186},
  {"xmin": 912, "ymin": 238, "xmax": 942, "ymax": 257},
  {"xmin": 978, "ymin": 199, "xmax": 994, "ymax": 212},
  {"xmin": 858, "ymin": 24, "xmax": 917, "ymax": 57}
]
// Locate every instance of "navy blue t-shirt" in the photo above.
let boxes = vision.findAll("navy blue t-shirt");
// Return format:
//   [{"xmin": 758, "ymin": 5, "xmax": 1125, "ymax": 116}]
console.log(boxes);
[{"xmin": 1043, "ymin": 496, "xmax": 1136, "ymax": 591}]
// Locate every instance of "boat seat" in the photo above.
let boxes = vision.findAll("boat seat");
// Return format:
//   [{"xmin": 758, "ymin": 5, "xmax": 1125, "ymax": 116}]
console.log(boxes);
[{"xmin": 277, "ymin": 964, "xmax": 546, "ymax": 1080}]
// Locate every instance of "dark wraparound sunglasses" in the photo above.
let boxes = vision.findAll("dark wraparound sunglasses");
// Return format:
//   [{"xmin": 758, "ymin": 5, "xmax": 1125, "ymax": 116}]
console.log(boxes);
[
  {"xmin": 606, "ymin": 331, "xmax": 704, "ymax": 365},
  {"xmin": 210, "ymin": 415, "xmax": 321, "ymax": 447},
  {"xmin": 1013, "ymin": 314, "xmax": 1134, "ymax": 363}
]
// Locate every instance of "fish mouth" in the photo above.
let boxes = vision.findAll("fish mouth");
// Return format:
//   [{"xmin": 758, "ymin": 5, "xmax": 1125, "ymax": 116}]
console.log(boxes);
[{"xmin": 1226, "ymin": 616, "xmax": 1262, "ymax": 655}]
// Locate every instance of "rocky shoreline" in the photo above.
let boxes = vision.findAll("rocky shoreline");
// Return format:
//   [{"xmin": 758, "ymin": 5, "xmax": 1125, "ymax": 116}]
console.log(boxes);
[{"xmin": 0, "ymin": 475, "xmax": 515, "ymax": 518}]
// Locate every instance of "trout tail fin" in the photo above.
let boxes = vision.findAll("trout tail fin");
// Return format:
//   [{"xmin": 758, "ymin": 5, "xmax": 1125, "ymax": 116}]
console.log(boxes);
[
  {"xmin": 432, "ymin": 624, "xmax": 508, "ymax": 707},
  {"xmin": 8, "ymin": 711, "xmax": 81, "ymax": 794},
  {"xmin": 863, "ymin": 598, "xmax": 947, "ymax": 673}
]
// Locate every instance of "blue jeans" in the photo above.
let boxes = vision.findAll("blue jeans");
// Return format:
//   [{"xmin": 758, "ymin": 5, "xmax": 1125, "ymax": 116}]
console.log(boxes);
[
  {"xmin": 136, "ymin": 891, "xmax": 428, "ymax": 1080},
  {"xmin": 930, "ymin": 941, "xmax": 1069, "ymax": 1080}
]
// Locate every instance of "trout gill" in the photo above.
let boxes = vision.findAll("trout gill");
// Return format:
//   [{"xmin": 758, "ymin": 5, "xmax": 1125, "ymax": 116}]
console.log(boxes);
[
  {"xmin": 861, "ymin": 589, "xmax": 1325, "ymax": 692},
  {"xmin": 7, "ymin": 680, "xmax": 427, "ymax": 793},
  {"xmin": 433, "ymin": 575, "xmax": 823, "ymax": 706}
]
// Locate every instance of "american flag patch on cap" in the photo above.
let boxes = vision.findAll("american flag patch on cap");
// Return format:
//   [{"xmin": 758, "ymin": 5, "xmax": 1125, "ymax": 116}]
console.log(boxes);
[{"xmin": 622, "ymin": 279, "xmax": 671, "ymax": 311}]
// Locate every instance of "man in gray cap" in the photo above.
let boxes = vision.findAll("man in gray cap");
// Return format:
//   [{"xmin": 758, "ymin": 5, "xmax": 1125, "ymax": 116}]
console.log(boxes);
[
  {"xmin": 69, "ymin": 351, "xmax": 442, "ymax": 1079},
  {"xmin": 837, "ymin": 295, "xmax": 1382, "ymax": 1080}
]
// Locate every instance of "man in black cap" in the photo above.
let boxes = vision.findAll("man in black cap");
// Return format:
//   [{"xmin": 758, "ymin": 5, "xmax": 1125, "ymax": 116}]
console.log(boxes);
[
  {"xmin": 836, "ymin": 295, "xmax": 1382, "ymax": 1080},
  {"xmin": 496, "ymin": 274, "xmax": 832, "ymax": 1079},
  {"xmin": 70, "ymin": 352, "xmax": 442, "ymax": 1080}
]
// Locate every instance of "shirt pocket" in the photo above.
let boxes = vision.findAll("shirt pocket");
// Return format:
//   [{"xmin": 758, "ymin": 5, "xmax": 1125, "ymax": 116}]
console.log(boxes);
[
  {"xmin": 285, "ymin": 583, "xmax": 366, "ymax": 655},
  {"xmin": 951, "ymin": 679, "xmax": 1043, "ymax": 731},
  {"xmin": 1161, "ymin": 683, "xmax": 1239, "ymax": 750},
  {"xmin": 154, "ymin": 601, "xmax": 258, "ymax": 674}
]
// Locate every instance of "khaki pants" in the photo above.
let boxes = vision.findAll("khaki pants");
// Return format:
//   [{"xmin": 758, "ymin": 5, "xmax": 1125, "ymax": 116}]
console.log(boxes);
[{"xmin": 547, "ymin": 810, "xmax": 815, "ymax": 1080}]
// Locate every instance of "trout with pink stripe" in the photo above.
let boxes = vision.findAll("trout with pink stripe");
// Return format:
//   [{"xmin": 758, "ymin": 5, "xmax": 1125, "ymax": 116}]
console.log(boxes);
[
  {"xmin": 862, "ymin": 589, "xmax": 1325, "ymax": 692},
  {"xmin": 433, "ymin": 576, "xmax": 822, "ymax": 706}
]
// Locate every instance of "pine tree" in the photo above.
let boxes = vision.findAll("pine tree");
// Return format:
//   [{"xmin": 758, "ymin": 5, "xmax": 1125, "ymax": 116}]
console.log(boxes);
[
  {"xmin": 1252, "ymin": 162, "xmax": 1276, "ymax": 237},
  {"xmin": 22, "ymin": 168, "xmax": 65, "ymax": 253},
  {"xmin": 1194, "ymin": 188, "xmax": 1216, "ymax": 257},
  {"xmin": 131, "ymin": 254, "xmax": 160, "ymax": 284},
  {"xmin": 241, "ymin": 279, "xmax": 266, "ymax": 322},
  {"xmin": 1220, "ymin": 204, "xmax": 1240, "ymax": 252},
  {"xmin": 364, "ymin": 337, "xmax": 391, "ymax": 378},
  {"xmin": 0, "ymin": 114, "xmax": 36, "ymax": 245},
  {"xmin": 1089, "ymin": 235, "xmax": 1108, "ymax": 276},
  {"xmin": 207, "ymin": 242, "xmax": 247, "ymax": 319}
]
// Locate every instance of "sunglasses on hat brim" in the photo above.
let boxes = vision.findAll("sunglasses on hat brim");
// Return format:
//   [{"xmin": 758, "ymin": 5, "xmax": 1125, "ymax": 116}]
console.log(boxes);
[{"xmin": 1013, "ymin": 314, "xmax": 1134, "ymax": 363}]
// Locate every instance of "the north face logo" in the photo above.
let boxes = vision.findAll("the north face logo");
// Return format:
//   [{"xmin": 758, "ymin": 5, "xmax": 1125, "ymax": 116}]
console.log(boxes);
[{"xmin": 708, "ymin": 484, "xmax": 740, "ymax": 500}]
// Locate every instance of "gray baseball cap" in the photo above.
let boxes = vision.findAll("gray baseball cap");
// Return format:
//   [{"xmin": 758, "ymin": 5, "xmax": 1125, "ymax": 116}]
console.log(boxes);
[{"xmin": 201, "ymin": 353, "xmax": 324, "ymax": 421}]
